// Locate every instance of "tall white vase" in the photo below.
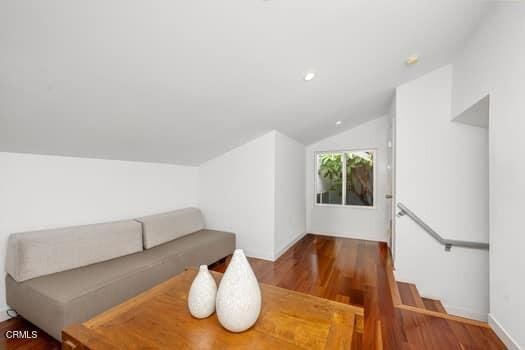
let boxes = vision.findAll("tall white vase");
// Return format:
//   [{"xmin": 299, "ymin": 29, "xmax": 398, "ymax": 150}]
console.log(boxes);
[
  {"xmin": 188, "ymin": 265, "xmax": 217, "ymax": 319},
  {"xmin": 216, "ymin": 249, "xmax": 261, "ymax": 332}
]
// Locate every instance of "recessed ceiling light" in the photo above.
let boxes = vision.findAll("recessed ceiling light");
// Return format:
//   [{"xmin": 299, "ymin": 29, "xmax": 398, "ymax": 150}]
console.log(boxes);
[
  {"xmin": 304, "ymin": 72, "xmax": 315, "ymax": 81},
  {"xmin": 336, "ymin": 121, "xmax": 342, "ymax": 125},
  {"xmin": 406, "ymin": 54, "xmax": 419, "ymax": 65}
]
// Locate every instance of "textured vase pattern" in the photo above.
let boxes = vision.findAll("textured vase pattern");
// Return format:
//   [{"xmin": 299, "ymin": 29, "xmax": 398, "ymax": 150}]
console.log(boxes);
[
  {"xmin": 188, "ymin": 265, "xmax": 217, "ymax": 319},
  {"xmin": 216, "ymin": 249, "xmax": 262, "ymax": 332}
]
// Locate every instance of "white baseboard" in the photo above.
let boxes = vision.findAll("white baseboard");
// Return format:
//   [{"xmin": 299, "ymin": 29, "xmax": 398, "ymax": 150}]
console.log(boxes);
[
  {"xmin": 442, "ymin": 304, "xmax": 488, "ymax": 322},
  {"xmin": 488, "ymin": 313, "xmax": 521, "ymax": 350},
  {"xmin": 0, "ymin": 306, "xmax": 12, "ymax": 322},
  {"xmin": 242, "ymin": 249, "xmax": 274, "ymax": 262},
  {"xmin": 309, "ymin": 231, "xmax": 387, "ymax": 243},
  {"xmin": 273, "ymin": 232, "xmax": 307, "ymax": 261}
]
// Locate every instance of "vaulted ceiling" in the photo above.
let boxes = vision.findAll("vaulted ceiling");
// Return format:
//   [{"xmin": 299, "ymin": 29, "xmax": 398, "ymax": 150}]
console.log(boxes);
[{"xmin": 0, "ymin": 0, "xmax": 488, "ymax": 165}]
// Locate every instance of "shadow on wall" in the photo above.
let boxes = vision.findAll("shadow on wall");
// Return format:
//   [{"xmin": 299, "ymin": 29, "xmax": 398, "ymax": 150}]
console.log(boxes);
[{"xmin": 453, "ymin": 94, "xmax": 489, "ymax": 128}]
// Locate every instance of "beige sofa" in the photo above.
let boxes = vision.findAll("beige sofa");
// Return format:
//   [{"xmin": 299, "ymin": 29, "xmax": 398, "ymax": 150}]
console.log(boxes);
[{"xmin": 5, "ymin": 207, "xmax": 235, "ymax": 340}]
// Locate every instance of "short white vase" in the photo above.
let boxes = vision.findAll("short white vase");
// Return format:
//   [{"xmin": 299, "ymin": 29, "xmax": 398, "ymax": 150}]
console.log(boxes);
[
  {"xmin": 188, "ymin": 265, "xmax": 217, "ymax": 319},
  {"xmin": 216, "ymin": 249, "xmax": 261, "ymax": 332}
]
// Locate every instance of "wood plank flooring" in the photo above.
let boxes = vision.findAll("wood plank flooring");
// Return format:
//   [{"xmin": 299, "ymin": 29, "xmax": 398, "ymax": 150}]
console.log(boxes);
[
  {"xmin": 0, "ymin": 234, "xmax": 505, "ymax": 349},
  {"xmin": 0, "ymin": 317, "xmax": 60, "ymax": 350},
  {"xmin": 210, "ymin": 234, "xmax": 505, "ymax": 349}
]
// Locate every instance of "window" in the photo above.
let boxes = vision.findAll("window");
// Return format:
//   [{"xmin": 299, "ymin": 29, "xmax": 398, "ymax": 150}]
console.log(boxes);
[{"xmin": 315, "ymin": 150, "xmax": 375, "ymax": 207}]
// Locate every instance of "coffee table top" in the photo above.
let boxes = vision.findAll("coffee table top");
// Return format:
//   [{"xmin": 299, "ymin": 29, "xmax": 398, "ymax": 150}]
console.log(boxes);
[{"xmin": 63, "ymin": 268, "xmax": 363, "ymax": 349}]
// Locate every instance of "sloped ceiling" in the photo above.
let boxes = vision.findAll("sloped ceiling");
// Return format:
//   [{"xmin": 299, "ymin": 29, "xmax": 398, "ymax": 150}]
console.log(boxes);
[{"xmin": 0, "ymin": 0, "xmax": 488, "ymax": 165}]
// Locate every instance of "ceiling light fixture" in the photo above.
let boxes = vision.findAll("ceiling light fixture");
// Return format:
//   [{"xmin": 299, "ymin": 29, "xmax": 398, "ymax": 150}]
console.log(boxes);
[
  {"xmin": 406, "ymin": 54, "xmax": 419, "ymax": 66},
  {"xmin": 336, "ymin": 121, "xmax": 342, "ymax": 126},
  {"xmin": 304, "ymin": 72, "xmax": 315, "ymax": 81}
]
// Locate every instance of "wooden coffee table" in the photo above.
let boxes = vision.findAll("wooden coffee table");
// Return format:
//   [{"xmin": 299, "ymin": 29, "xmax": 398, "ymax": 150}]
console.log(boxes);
[{"xmin": 62, "ymin": 268, "xmax": 363, "ymax": 349}]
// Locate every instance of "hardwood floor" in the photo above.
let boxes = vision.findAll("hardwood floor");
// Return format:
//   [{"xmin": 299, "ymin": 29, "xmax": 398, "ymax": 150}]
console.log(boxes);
[
  {"xmin": 0, "ymin": 317, "xmax": 60, "ymax": 350},
  {"xmin": 0, "ymin": 234, "xmax": 505, "ymax": 349},
  {"xmin": 210, "ymin": 234, "xmax": 505, "ymax": 349}
]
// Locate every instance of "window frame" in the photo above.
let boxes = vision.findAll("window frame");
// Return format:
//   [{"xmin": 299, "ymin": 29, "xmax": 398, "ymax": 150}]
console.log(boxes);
[{"xmin": 314, "ymin": 149, "xmax": 377, "ymax": 209}]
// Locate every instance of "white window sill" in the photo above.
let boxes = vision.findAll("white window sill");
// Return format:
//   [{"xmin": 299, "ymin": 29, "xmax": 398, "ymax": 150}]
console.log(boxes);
[{"xmin": 314, "ymin": 203, "xmax": 376, "ymax": 210}]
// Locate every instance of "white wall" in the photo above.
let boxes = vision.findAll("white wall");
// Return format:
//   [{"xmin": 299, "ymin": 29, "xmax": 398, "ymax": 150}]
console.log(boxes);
[
  {"xmin": 0, "ymin": 152, "xmax": 199, "ymax": 316},
  {"xmin": 200, "ymin": 130, "xmax": 306, "ymax": 261},
  {"xmin": 199, "ymin": 132, "xmax": 276, "ymax": 260},
  {"xmin": 395, "ymin": 65, "xmax": 490, "ymax": 321},
  {"xmin": 452, "ymin": 3, "xmax": 525, "ymax": 348},
  {"xmin": 274, "ymin": 132, "xmax": 306, "ymax": 258},
  {"xmin": 306, "ymin": 116, "xmax": 389, "ymax": 242}
]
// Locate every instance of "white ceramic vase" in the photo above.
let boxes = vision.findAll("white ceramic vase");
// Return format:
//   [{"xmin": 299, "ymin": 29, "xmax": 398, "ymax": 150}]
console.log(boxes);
[
  {"xmin": 188, "ymin": 265, "xmax": 217, "ymax": 319},
  {"xmin": 216, "ymin": 249, "xmax": 261, "ymax": 332}
]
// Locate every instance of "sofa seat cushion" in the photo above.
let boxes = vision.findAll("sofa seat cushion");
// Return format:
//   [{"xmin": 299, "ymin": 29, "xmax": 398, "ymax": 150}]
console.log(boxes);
[
  {"xmin": 6, "ymin": 229, "xmax": 235, "ymax": 340},
  {"xmin": 136, "ymin": 207, "xmax": 205, "ymax": 249},
  {"xmin": 6, "ymin": 220, "xmax": 143, "ymax": 282}
]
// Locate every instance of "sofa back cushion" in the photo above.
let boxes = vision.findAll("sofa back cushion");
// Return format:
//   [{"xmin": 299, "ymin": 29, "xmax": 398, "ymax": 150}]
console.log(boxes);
[
  {"xmin": 6, "ymin": 220, "xmax": 142, "ymax": 282},
  {"xmin": 136, "ymin": 207, "xmax": 204, "ymax": 249}
]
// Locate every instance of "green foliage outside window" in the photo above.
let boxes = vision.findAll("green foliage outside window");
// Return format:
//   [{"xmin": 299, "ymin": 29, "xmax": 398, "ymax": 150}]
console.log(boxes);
[
  {"xmin": 318, "ymin": 153, "xmax": 343, "ymax": 191},
  {"xmin": 318, "ymin": 151, "xmax": 374, "ymax": 206},
  {"xmin": 346, "ymin": 152, "xmax": 373, "ymax": 205}
]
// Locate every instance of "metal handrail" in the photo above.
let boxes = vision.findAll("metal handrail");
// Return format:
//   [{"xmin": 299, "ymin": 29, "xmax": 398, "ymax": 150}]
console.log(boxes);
[{"xmin": 396, "ymin": 202, "xmax": 489, "ymax": 251}]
